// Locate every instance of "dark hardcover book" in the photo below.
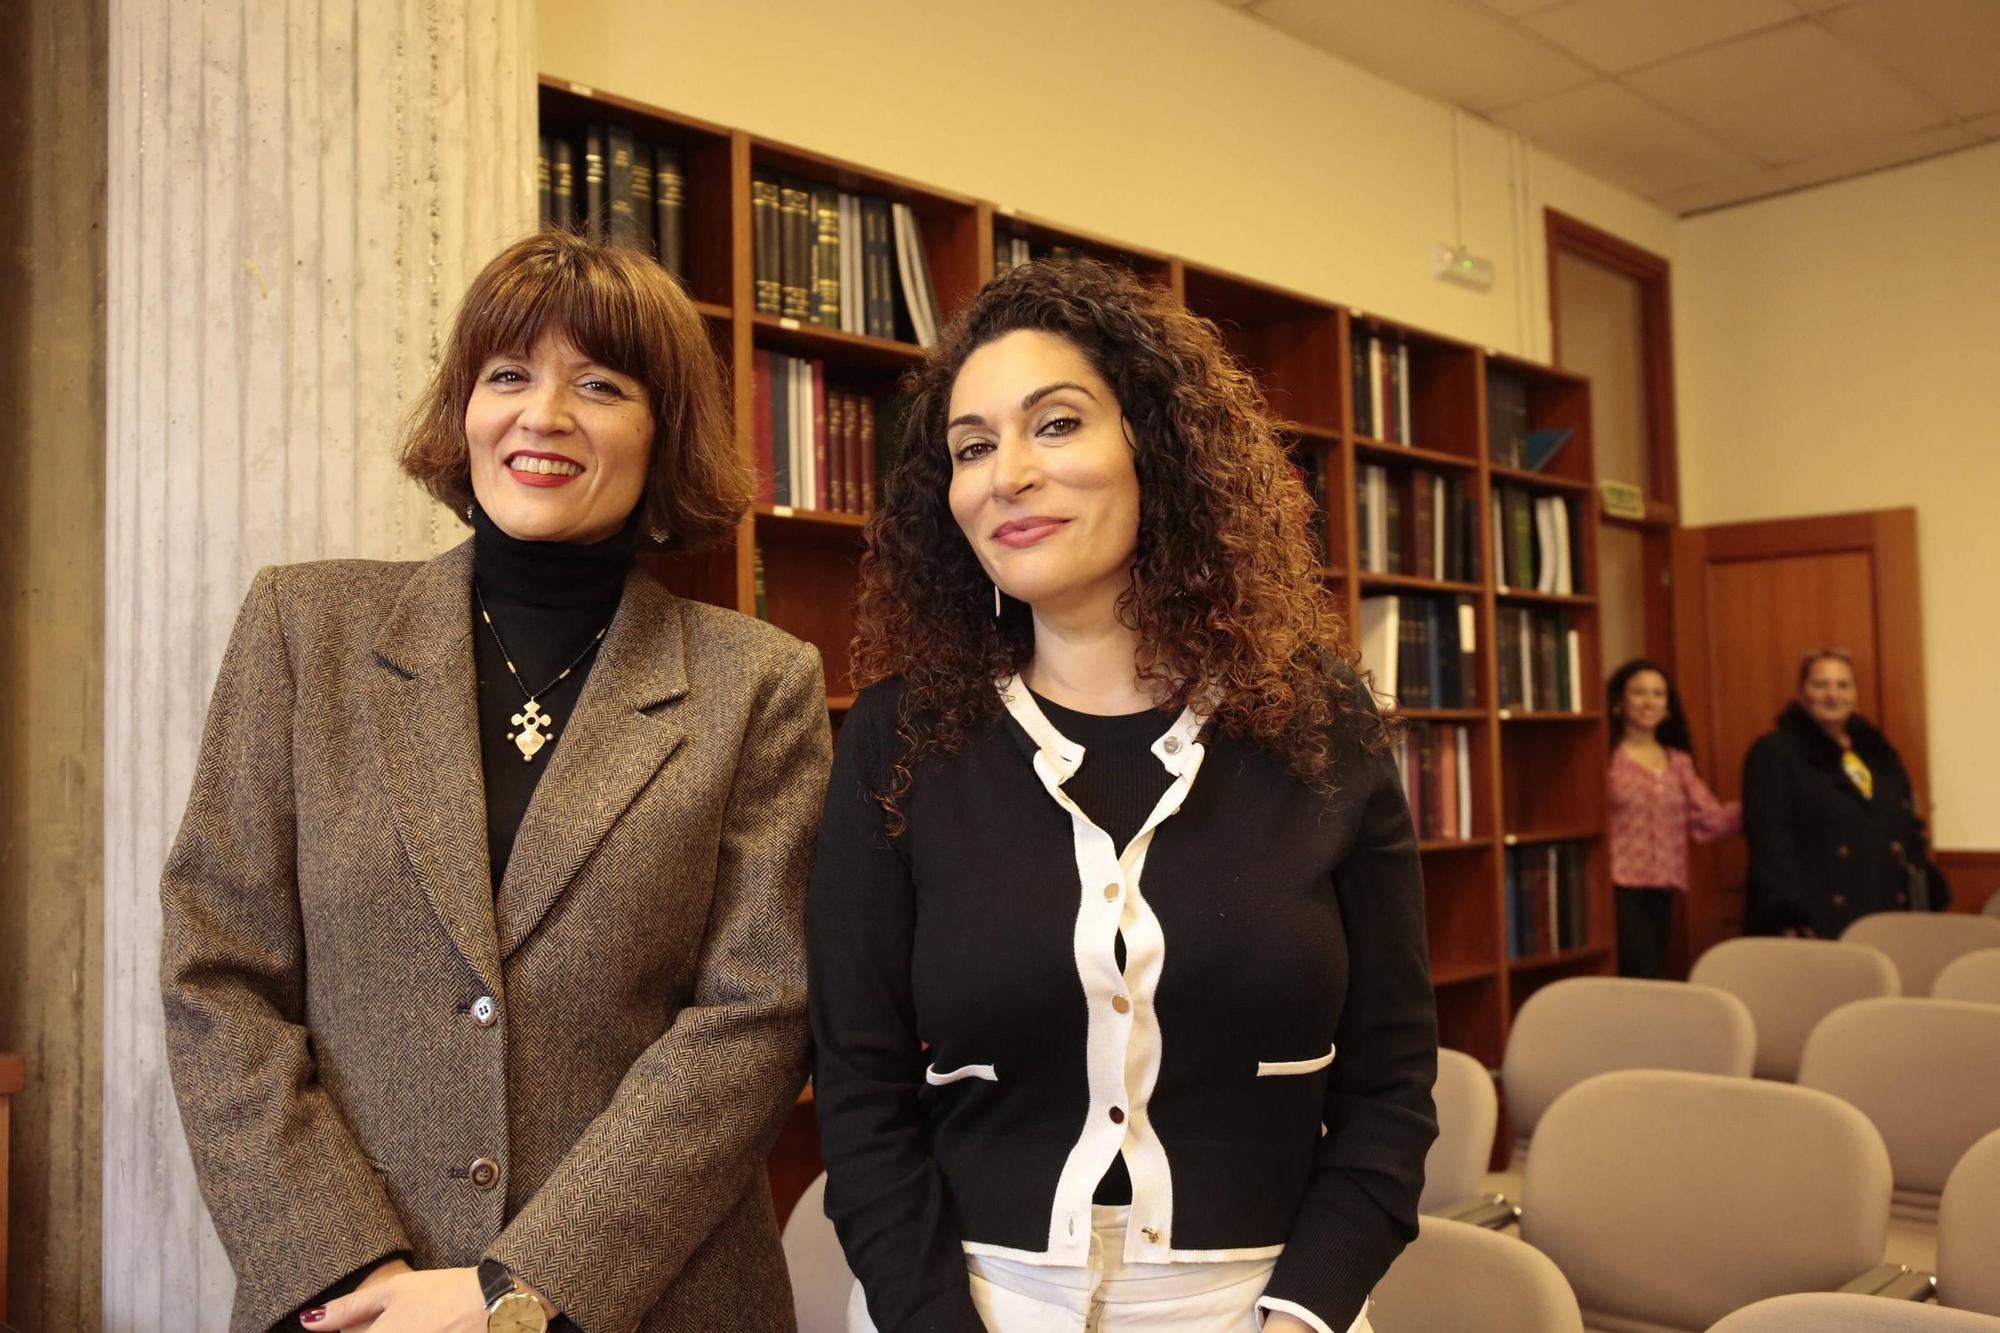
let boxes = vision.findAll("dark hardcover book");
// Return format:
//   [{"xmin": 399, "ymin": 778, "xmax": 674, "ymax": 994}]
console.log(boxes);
[
  {"xmin": 862, "ymin": 198, "xmax": 894, "ymax": 340},
  {"xmin": 751, "ymin": 350, "xmax": 775, "ymax": 505},
  {"xmin": 1496, "ymin": 607, "xmax": 1519, "ymax": 708},
  {"xmin": 770, "ymin": 352, "xmax": 792, "ymax": 506},
  {"xmin": 1487, "ymin": 370, "xmax": 1528, "ymax": 468},
  {"xmin": 1552, "ymin": 610, "xmax": 1572, "ymax": 716},
  {"xmin": 1505, "ymin": 852, "xmax": 1521, "ymax": 958},
  {"xmin": 751, "ymin": 173, "xmax": 782, "ymax": 315},
  {"xmin": 1385, "ymin": 476, "xmax": 1405, "ymax": 575},
  {"xmin": 537, "ymin": 135, "xmax": 552, "ymax": 227},
  {"xmin": 1416, "ymin": 726, "xmax": 1440, "ymax": 837},
  {"xmin": 1412, "ymin": 471, "xmax": 1435, "ymax": 580},
  {"xmin": 1423, "ymin": 599, "xmax": 1442, "ymax": 710},
  {"xmin": 606, "ymin": 125, "xmax": 638, "ymax": 247},
  {"xmin": 629, "ymin": 135, "xmax": 656, "ymax": 257},
  {"xmin": 1527, "ymin": 851, "xmax": 1554, "ymax": 957},
  {"xmin": 1436, "ymin": 597, "xmax": 1461, "ymax": 711},
  {"xmin": 811, "ymin": 185, "xmax": 842, "ymax": 329},
  {"xmin": 1460, "ymin": 490, "xmax": 1481, "ymax": 583},
  {"xmin": 1384, "ymin": 340, "xmax": 1404, "ymax": 444},
  {"xmin": 1505, "ymin": 487, "xmax": 1534, "ymax": 589},
  {"xmin": 779, "ymin": 177, "xmax": 813, "ymax": 321},
  {"xmin": 1566, "ymin": 843, "xmax": 1589, "ymax": 948},
  {"xmin": 583, "ymin": 125, "xmax": 607, "ymax": 240},
  {"xmin": 1408, "ymin": 603, "xmax": 1432, "ymax": 707},
  {"xmin": 841, "ymin": 392, "xmax": 860, "ymax": 513},
  {"xmin": 812, "ymin": 362, "xmax": 830, "ymax": 511},
  {"xmin": 655, "ymin": 144, "xmax": 686, "ymax": 279},
  {"xmin": 1439, "ymin": 476, "xmax": 1460, "ymax": 583},
  {"xmin": 752, "ymin": 545, "xmax": 768, "ymax": 622},
  {"xmin": 859, "ymin": 396, "xmax": 879, "ymax": 513},
  {"xmin": 1568, "ymin": 498, "xmax": 1587, "ymax": 595},
  {"xmin": 1535, "ymin": 613, "xmax": 1559, "ymax": 713},
  {"xmin": 1456, "ymin": 597, "xmax": 1478, "ymax": 708},
  {"xmin": 1351, "ymin": 333, "xmax": 1373, "ymax": 439},
  {"xmin": 1355, "ymin": 466, "xmax": 1375, "ymax": 573},
  {"xmin": 551, "ymin": 138, "xmax": 576, "ymax": 230}
]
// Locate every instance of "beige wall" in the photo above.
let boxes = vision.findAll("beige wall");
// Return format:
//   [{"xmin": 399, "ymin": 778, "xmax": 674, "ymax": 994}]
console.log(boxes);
[
  {"xmin": 0, "ymin": 0, "xmax": 106, "ymax": 1327},
  {"xmin": 1680, "ymin": 142, "xmax": 2000, "ymax": 849},
  {"xmin": 537, "ymin": 0, "xmax": 1677, "ymax": 361}
]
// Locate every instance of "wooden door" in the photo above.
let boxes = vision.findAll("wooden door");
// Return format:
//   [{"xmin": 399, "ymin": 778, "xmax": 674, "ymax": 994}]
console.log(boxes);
[{"xmin": 1670, "ymin": 508, "xmax": 1928, "ymax": 957}]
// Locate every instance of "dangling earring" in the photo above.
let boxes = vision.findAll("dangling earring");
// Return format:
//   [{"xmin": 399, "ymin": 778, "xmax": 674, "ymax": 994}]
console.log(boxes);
[
  {"xmin": 650, "ymin": 525, "xmax": 670, "ymax": 545},
  {"xmin": 465, "ymin": 502, "xmax": 475, "ymax": 521},
  {"xmin": 994, "ymin": 583, "xmax": 1002, "ymax": 618}
]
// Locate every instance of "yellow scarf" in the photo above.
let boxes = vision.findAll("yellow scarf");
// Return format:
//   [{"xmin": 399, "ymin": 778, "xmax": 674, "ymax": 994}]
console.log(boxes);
[{"xmin": 1842, "ymin": 749, "xmax": 1874, "ymax": 801}]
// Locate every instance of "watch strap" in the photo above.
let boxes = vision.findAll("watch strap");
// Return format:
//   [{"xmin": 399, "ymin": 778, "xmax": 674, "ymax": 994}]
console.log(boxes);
[{"xmin": 477, "ymin": 1258, "xmax": 517, "ymax": 1310}]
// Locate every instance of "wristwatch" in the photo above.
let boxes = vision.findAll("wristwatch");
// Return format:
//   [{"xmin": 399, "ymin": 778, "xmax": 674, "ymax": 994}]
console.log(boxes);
[{"xmin": 477, "ymin": 1258, "xmax": 550, "ymax": 1333}]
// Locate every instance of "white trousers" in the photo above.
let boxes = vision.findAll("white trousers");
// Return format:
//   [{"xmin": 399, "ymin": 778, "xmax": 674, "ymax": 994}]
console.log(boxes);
[{"xmin": 846, "ymin": 1206, "xmax": 1373, "ymax": 1333}]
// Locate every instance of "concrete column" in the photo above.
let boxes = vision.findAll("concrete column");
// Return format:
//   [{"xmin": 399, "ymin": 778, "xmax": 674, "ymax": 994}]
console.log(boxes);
[{"xmin": 103, "ymin": 2, "xmax": 533, "ymax": 1323}]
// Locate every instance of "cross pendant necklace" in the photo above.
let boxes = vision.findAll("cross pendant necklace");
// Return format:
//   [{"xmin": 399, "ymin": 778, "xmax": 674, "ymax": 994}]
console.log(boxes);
[{"xmin": 475, "ymin": 584, "xmax": 612, "ymax": 762}]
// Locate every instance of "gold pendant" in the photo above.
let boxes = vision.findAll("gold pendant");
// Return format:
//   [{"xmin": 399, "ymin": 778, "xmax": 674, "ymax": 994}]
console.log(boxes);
[{"xmin": 510, "ymin": 700, "xmax": 555, "ymax": 761}]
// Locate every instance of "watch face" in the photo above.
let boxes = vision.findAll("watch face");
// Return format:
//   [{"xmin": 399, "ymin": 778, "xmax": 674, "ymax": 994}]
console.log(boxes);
[{"xmin": 490, "ymin": 1290, "xmax": 549, "ymax": 1333}]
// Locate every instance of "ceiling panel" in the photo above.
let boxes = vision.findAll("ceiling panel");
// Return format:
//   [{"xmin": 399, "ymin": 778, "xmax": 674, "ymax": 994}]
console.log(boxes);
[
  {"xmin": 1822, "ymin": 0, "xmax": 2000, "ymax": 118},
  {"xmin": 1652, "ymin": 168, "xmax": 1793, "ymax": 215},
  {"xmin": 1522, "ymin": 0, "xmax": 1799, "ymax": 74},
  {"xmin": 1625, "ymin": 19, "xmax": 1953, "ymax": 164},
  {"xmin": 1778, "ymin": 122, "xmax": 1984, "ymax": 188},
  {"xmin": 1491, "ymin": 80, "xmax": 1764, "ymax": 194},
  {"xmin": 1247, "ymin": 0, "xmax": 1597, "ymax": 113}
]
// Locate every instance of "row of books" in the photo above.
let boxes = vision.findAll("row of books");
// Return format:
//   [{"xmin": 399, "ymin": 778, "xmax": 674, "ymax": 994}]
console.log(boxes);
[
  {"xmin": 1507, "ymin": 841, "xmax": 1591, "ymax": 959},
  {"xmin": 536, "ymin": 127, "xmax": 688, "ymax": 278},
  {"xmin": 1497, "ymin": 607, "xmax": 1584, "ymax": 713},
  {"xmin": 1356, "ymin": 594, "xmax": 1479, "ymax": 711},
  {"xmin": 991, "ymin": 228, "xmax": 1098, "ymax": 280},
  {"xmin": 1352, "ymin": 330, "xmax": 1414, "ymax": 444},
  {"xmin": 1393, "ymin": 722, "xmax": 1475, "ymax": 843},
  {"xmin": 1493, "ymin": 486, "xmax": 1584, "ymax": 595},
  {"xmin": 1486, "ymin": 370, "xmax": 1574, "ymax": 472},
  {"xmin": 1356, "ymin": 465, "xmax": 1480, "ymax": 583},
  {"xmin": 751, "ymin": 174, "xmax": 943, "ymax": 346},
  {"xmin": 751, "ymin": 351, "xmax": 891, "ymax": 514}
]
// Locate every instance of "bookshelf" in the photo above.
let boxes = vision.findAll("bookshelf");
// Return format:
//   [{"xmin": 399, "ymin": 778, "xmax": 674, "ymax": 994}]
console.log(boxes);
[{"xmin": 537, "ymin": 73, "xmax": 1613, "ymax": 1197}]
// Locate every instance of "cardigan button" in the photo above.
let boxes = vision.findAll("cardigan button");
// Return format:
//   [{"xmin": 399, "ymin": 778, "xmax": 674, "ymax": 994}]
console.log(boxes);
[
  {"xmin": 468, "ymin": 1157, "xmax": 500, "ymax": 1191},
  {"xmin": 1832, "ymin": 894, "xmax": 1847, "ymax": 907},
  {"xmin": 1836, "ymin": 845, "xmax": 1850, "ymax": 857},
  {"xmin": 1890, "ymin": 841, "xmax": 1904, "ymax": 854},
  {"xmin": 1163, "ymin": 736, "xmax": 1182, "ymax": 755},
  {"xmin": 1103, "ymin": 883, "xmax": 1120, "ymax": 901},
  {"xmin": 470, "ymin": 995, "xmax": 498, "ymax": 1027},
  {"xmin": 1109, "ymin": 1107, "xmax": 1125, "ymax": 1124},
  {"xmin": 1112, "ymin": 995, "xmax": 1131, "ymax": 1014}
]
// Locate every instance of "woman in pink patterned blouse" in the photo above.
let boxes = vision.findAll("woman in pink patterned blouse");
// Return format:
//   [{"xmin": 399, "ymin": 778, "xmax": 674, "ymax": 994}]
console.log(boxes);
[{"xmin": 1606, "ymin": 659, "xmax": 1742, "ymax": 978}]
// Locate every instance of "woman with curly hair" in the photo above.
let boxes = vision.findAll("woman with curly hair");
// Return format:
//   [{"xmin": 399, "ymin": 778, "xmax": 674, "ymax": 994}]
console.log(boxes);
[{"xmin": 806, "ymin": 259, "xmax": 1437, "ymax": 1333}]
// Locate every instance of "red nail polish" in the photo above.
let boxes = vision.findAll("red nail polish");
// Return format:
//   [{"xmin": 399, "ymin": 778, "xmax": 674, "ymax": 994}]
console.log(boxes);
[{"xmin": 300, "ymin": 1309, "xmax": 326, "ymax": 1326}]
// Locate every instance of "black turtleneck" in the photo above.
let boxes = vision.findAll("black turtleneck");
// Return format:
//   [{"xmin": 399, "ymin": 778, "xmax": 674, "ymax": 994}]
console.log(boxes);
[{"xmin": 471, "ymin": 504, "xmax": 639, "ymax": 889}]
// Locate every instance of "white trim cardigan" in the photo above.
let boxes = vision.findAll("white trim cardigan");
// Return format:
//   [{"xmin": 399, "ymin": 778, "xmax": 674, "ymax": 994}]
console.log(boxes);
[{"xmin": 806, "ymin": 676, "xmax": 1437, "ymax": 1332}]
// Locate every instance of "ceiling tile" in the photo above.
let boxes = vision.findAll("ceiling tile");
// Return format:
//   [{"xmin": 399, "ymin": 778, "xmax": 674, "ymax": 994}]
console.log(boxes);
[
  {"xmin": 1652, "ymin": 168, "xmax": 1793, "ymax": 215},
  {"xmin": 1491, "ymin": 79, "xmax": 1764, "ymax": 194},
  {"xmin": 1523, "ymin": 0, "xmax": 1798, "ymax": 73},
  {"xmin": 1625, "ymin": 19, "xmax": 1954, "ymax": 163},
  {"xmin": 1475, "ymin": 0, "xmax": 1576, "ymax": 15},
  {"xmin": 1823, "ymin": 0, "xmax": 2000, "ymax": 118},
  {"xmin": 1777, "ymin": 122, "xmax": 1984, "ymax": 188},
  {"xmin": 1247, "ymin": 0, "xmax": 1598, "ymax": 113}
]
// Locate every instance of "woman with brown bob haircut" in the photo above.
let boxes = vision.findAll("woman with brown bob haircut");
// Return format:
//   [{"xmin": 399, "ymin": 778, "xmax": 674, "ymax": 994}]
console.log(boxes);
[
  {"xmin": 808, "ymin": 259, "xmax": 1437, "ymax": 1333},
  {"xmin": 161, "ymin": 230, "xmax": 830, "ymax": 1333}
]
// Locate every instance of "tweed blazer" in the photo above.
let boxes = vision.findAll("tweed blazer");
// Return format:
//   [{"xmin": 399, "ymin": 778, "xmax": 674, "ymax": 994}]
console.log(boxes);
[{"xmin": 160, "ymin": 541, "xmax": 829, "ymax": 1333}]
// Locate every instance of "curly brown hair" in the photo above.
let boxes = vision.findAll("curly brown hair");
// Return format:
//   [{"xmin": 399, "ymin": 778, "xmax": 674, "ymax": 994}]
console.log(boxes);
[
  {"xmin": 853, "ymin": 258, "xmax": 1385, "ymax": 826},
  {"xmin": 400, "ymin": 229, "xmax": 750, "ymax": 551}
]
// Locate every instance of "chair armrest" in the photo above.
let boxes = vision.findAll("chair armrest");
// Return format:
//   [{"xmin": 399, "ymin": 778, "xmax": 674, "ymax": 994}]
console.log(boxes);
[
  {"xmin": 1839, "ymin": 1263, "xmax": 1937, "ymax": 1301},
  {"xmin": 1434, "ymin": 1194, "xmax": 1520, "ymax": 1230}
]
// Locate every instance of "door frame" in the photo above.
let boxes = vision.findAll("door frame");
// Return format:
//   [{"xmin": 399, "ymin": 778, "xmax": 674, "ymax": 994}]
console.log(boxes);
[{"xmin": 1671, "ymin": 506, "xmax": 1929, "ymax": 952}]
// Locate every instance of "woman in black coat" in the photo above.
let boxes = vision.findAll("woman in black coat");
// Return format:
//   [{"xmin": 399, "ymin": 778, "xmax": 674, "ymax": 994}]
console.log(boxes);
[{"xmin": 1742, "ymin": 649, "xmax": 1949, "ymax": 938}]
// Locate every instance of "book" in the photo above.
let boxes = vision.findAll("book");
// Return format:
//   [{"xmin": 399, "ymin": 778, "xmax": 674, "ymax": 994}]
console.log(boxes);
[
  {"xmin": 891, "ymin": 202, "xmax": 943, "ymax": 347},
  {"xmin": 861, "ymin": 198, "xmax": 894, "ymax": 340},
  {"xmin": 1455, "ymin": 726, "xmax": 1473, "ymax": 838},
  {"xmin": 779, "ymin": 177, "xmax": 813, "ymax": 321},
  {"xmin": 859, "ymin": 394, "xmax": 879, "ymax": 513},
  {"xmin": 1396, "ymin": 341, "xmax": 1413, "ymax": 445},
  {"xmin": 1566, "ymin": 626, "xmax": 1584, "ymax": 713},
  {"xmin": 811, "ymin": 185, "xmax": 842, "ymax": 329},
  {"xmin": 1487, "ymin": 369, "xmax": 1527, "ymax": 468},
  {"xmin": 583, "ymin": 126, "xmax": 607, "ymax": 240},
  {"xmin": 837, "ymin": 193, "xmax": 861, "ymax": 335},
  {"xmin": 751, "ymin": 173, "xmax": 782, "ymax": 315},
  {"xmin": 1456, "ymin": 598, "xmax": 1478, "ymax": 708},
  {"xmin": 551, "ymin": 139, "xmax": 575, "ymax": 230},
  {"xmin": 752, "ymin": 545, "xmax": 768, "ymax": 621},
  {"xmin": 1524, "ymin": 427, "xmax": 1572, "ymax": 474},
  {"xmin": 537, "ymin": 135, "xmax": 552, "ymax": 226},
  {"xmin": 628, "ymin": 130, "xmax": 655, "ymax": 256},
  {"xmin": 1503, "ymin": 487, "xmax": 1533, "ymax": 589},
  {"xmin": 1534, "ymin": 496, "xmax": 1559, "ymax": 595},
  {"xmin": 654, "ymin": 145, "xmax": 686, "ymax": 279},
  {"xmin": 1357, "ymin": 595, "xmax": 1399, "ymax": 708},
  {"xmin": 1551, "ymin": 495, "xmax": 1573, "ymax": 596}
]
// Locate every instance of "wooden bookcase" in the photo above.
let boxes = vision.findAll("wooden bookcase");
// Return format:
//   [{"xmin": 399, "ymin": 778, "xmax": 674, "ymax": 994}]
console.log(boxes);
[{"xmin": 537, "ymin": 74, "xmax": 1612, "ymax": 1200}]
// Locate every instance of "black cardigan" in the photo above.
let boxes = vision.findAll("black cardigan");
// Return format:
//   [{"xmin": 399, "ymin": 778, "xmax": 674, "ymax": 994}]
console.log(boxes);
[
  {"xmin": 806, "ymin": 677, "xmax": 1437, "ymax": 1333},
  {"xmin": 1742, "ymin": 702, "xmax": 1949, "ymax": 938}
]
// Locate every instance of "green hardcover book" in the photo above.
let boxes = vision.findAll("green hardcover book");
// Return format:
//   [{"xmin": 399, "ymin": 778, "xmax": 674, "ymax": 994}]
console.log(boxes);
[
  {"xmin": 751, "ymin": 173, "xmax": 782, "ymax": 315},
  {"xmin": 655, "ymin": 144, "xmax": 687, "ymax": 280},
  {"xmin": 1506, "ymin": 487, "xmax": 1534, "ymax": 589},
  {"xmin": 607, "ymin": 125, "xmax": 638, "ymax": 248},
  {"xmin": 551, "ymin": 138, "xmax": 576, "ymax": 231},
  {"xmin": 582, "ymin": 125, "xmax": 607, "ymax": 240},
  {"xmin": 779, "ymin": 176, "xmax": 812, "ymax": 321},
  {"xmin": 811, "ymin": 185, "xmax": 842, "ymax": 329},
  {"xmin": 630, "ymin": 136, "xmax": 656, "ymax": 257}
]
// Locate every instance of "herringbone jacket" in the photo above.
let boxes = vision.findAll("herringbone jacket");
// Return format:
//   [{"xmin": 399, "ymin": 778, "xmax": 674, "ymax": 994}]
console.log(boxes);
[{"xmin": 161, "ymin": 542, "xmax": 828, "ymax": 1332}]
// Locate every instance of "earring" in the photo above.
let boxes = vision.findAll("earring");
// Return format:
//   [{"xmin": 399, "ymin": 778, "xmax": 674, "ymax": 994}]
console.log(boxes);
[
  {"xmin": 650, "ymin": 525, "xmax": 670, "ymax": 544},
  {"xmin": 465, "ymin": 502, "xmax": 474, "ymax": 521},
  {"xmin": 994, "ymin": 583, "xmax": 1002, "ymax": 618}
]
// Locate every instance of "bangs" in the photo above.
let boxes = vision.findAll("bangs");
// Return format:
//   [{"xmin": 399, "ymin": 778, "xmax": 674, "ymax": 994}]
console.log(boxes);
[{"xmin": 451, "ymin": 241, "xmax": 660, "ymax": 386}]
